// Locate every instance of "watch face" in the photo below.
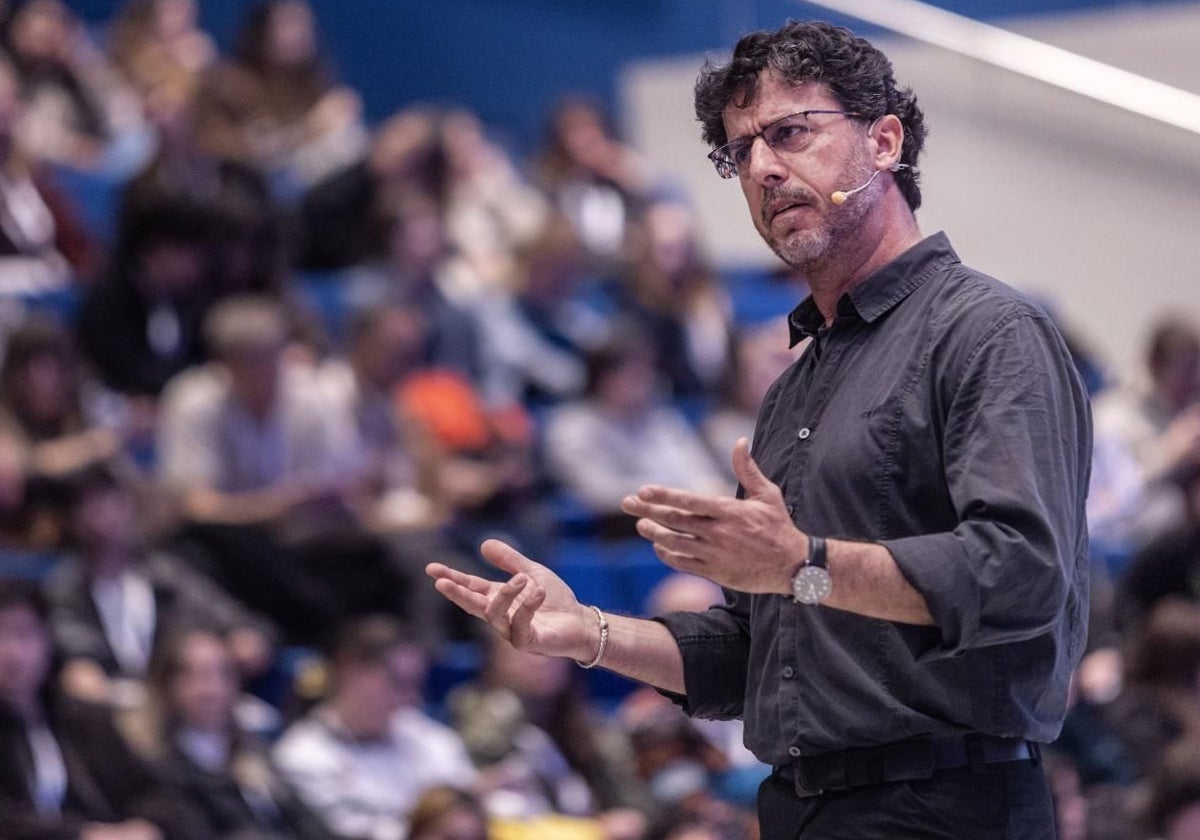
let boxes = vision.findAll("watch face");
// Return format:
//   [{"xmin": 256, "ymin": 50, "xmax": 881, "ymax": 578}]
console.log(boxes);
[{"xmin": 792, "ymin": 565, "xmax": 833, "ymax": 605}]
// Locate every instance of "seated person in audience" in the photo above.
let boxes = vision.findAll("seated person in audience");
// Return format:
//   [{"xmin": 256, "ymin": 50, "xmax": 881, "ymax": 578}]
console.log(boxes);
[
  {"xmin": 0, "ymin": 56, "xmax": 99, "ymax": 290},
  {"xmin": 616, "ymin": 575, "xmax": 767, "ymax": 814},
  {"xmin": 316, "ymin": 301, "xmax": 492, "ymax": 647},
  {"xmin": 1100, "ymin": 598, "xmax": 1200, "ymax": 782},
  {"xmin": 1091, "ymin": 318, "xmax": 1200, "ymax": 555},
  {"xmin": 157, "ymin": 295, "xmax": 410, "ymax": 641},
  {"xmin": 1121, "ymin": 465, "xmax": 1200, "ymax": 630},
  {"xmin": 120, "ymin": 626, "xmax": 333, "ymax": 840},
  {"xmin": 611, "ymin": 198, "xmax": 732, "ymax": 400},
  {"xmin": 108, "ymin": 0, "xmax": 216, "ymax": 104},
  {"xmin": 0, "ymin": 316, "xmax": 124, "ymax": 485},
  {"xmin": 343, "ymin": 191, "xmax": 486, "ymax": 383},
  {"xmin": 119, "ymin": 74, "xmax": 284, "ymax": 300},
  {"xmin": 1142, "ymin": 738, "xmax": 1200, "ymax": 840},
  {"xmin": 194, "ymin": 0, "xmax": 367, "ymax": 189},
  {"xmin": 46, "ymin": 466, "xmax": 274, "ymax": 708},
  {"xmin": 437, "ymin": 108, "xmax": 549, "ymax": 299},
  {"xmin": 703, "ymin": 319, "xmax": 799, "ymax": 486},
  {"xmin": 0, "ymin": 579, "xmax": 206, "ymax": 840},
  {"xmin": 3, "ymin": 0, "xmax": 148, "ymax": 172},
  {"xmin": 543, "ymin": 327, "xmax": 727, "ymax": 528},
  {"xmin": 296, "ymin": 106, "xmax": 443, "ymax": 271},
  {"xmin": 478, "ymin": 217, "xmax": 611, "ymax": 409},
  {"xmin": 534, "ymin": 96, "xmax": 651, "ymax": 266},
  {"xmin": 448, "ymin": 631, "xmax": 649, "ymax": 827},
  {"xmin": 407, "ymin": 787, "xmax": 489, "ymax": 840},
  {"xmin": 78, "ymin": 194, "xmax": 213, "ymax": 398},
  {"xmin": 273, "ymin": 616, "xmax": 478, "ymax": 840}
]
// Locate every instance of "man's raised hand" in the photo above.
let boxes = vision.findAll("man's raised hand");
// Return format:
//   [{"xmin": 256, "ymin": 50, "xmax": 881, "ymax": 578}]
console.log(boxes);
[{"xmin": 426, "ymin": 539, "xmax": 598, "ymax": 661}]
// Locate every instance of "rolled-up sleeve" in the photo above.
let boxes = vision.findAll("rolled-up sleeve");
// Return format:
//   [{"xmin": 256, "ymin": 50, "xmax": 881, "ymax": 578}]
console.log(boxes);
[
  {"xmin": 883, "ymin": 310, "xmax": 1091, "ymax": 660},
  {"xmin": 654, "ymin": 591, "xmax": 753, "ymax": 720}
]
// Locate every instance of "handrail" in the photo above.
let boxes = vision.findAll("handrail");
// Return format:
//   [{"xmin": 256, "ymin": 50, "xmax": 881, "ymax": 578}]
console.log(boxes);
[{"xmin": 802, "ymin": 0, "xmax": 1200, "ymax": 136}]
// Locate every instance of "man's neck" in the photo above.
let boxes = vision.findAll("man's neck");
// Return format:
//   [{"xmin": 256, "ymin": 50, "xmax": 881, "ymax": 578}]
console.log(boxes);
[{"xmin": 805, "ymin": 206, "xmax": 923, "ymax": 325}]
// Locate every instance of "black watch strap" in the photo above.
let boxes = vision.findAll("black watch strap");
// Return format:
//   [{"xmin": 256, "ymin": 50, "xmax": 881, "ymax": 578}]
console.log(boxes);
[{"xmin": 807, "ymin": 535, "xmax": 827, "ymax": 570}]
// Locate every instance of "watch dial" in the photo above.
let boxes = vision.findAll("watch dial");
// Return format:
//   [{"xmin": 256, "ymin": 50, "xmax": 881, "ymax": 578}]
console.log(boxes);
[{"xmin": 793, "ymin": 566, "xmax": 833, "ymax": 604}]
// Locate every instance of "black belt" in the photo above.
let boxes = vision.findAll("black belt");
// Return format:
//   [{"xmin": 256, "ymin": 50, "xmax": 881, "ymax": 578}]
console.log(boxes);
[{"xmin": 776, "ymin": 733, "xmax": 1038, "ymax": 799}]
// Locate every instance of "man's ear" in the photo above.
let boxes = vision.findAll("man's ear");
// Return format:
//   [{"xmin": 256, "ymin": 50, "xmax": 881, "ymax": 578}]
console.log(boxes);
[{"xmin": 871, "ymin": 113, "xmax": 905, "ymax": 170}]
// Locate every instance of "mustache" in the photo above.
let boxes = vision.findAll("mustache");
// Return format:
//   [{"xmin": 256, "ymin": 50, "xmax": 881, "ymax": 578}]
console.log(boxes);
[{"xmin": 761, "ymin": 186, "xmax": 820, "ymax": 225}]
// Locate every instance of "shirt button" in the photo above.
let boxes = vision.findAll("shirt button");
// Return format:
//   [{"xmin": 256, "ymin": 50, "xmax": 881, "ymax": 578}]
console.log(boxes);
[
  {"xmin": 786, "ymin": 504, "xmax": 795, "ymax": 516},
  {"xmin": 788, "ymin": 746, "xmax": 802, "ymax": 757},
  {"xmin": 783, "ymin": 666, "xmax": 795, "ymax": 679},
  {"xmin": 797, "ymin": 427, "xmax": 811, "ymax": 439}
]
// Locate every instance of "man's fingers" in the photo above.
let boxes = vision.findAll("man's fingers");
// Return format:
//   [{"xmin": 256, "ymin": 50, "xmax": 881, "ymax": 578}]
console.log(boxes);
[
  {"xmin": 480, "ymin": 538, "xmax": 537, "ymax": 575},
  {"xmin": 635, "ymin": 517, "xmax": 705, "ymax": 554},
  {"xmin": 432, "ymin": 577, "xmax": 490, "ymax": 618},
  {"xmin": 731, "ymin": 437, "xmax": 774, "ymax": 496},
  {"xmin": 509, "ymin": 580, "xmax": 547, "ymax": 641},
  {"xmin": 622, "ymin": 496, "xmax": 715, "ymax": 536},
  {"xmin": 632, "ymin": 484, "xmax": 729, "ymax": 518},
  {"xmin": 483, "ymin": 573, "xmax": 529, "ymax": 631},
  {"xmin": 426, "ymin": 562, "xmax": 493, "ymax": 595}
]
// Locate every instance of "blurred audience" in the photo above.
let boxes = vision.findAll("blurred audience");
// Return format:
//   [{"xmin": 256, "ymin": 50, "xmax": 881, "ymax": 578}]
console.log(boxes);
[
  {"xmin": 121, "ymin": 627, "xmax": 333, "ymax": 840},
  {"xmin": 157, "ymin": 295, "xmax": 409, "ymax": 641},
  {"xmin": 78, "ymin": 194, "xmax": 213, "ymax": 397},
  {"xmin": 46, "ymin": 466, "xmax": 274, "ymax": 709},
  {"xmin": 0, "ymin": 578, "xmax": 207, "ymax": 840},
  {"xmin": 448, "ymin": 631, "xmax": 648, "ymax": 827},
  {"xmin": 108, "ymin": 0, "xmax": 215, "ymax": 104},
  {"xmin": 3, "ymin": 0, "xmax": 149, "ymax": 172},
  {"xmin": 0, "ymin": 55, "xmax": 98, "ymax": 291},
  {"xmin": 703, "ymin": 318, "xmax": 799, "ymax": 483},
  {"xmin": 611, "ymin": 198, "xmax": 732, "ymax": 400},
  {"xmin": 534, "ymin": 96, "xmax": 650, "ymax": 265},
  {"xmin": 296, "ymin": 106, "xmax": 443, "ymax": 271},
  {"xmin": 407, "ymin": 786, "xmax": 489, "ymax": 840},
  {"xmin": 273, "ymin": 615, "xmax": 478, "ymax": 840},
  {"xmin": 194, "ymin": 0, "xmax": 367, "ymax": 191},
  {"xmin": 478, "ymin": 218, "xmax": 609, "ymax": 409},
  {"xmin": 1091, "ymin": 318, "xmax": 1200, "ymax": 557},
  {"xmin": 543, "ymin": 327, "xmax": 726, "ymax": 525}
]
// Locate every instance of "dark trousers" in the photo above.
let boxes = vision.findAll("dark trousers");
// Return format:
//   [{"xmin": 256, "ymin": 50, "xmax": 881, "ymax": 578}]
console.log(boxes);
[{"xmin": 758, "ymin": 759, "xmax": 1057, "ymax": 840}]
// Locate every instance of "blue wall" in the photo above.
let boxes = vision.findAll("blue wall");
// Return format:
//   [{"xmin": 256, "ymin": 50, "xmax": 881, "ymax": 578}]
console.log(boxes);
[{"xmin": 65, "ymin": 0, "xmax": 1179, "ymax": 157}]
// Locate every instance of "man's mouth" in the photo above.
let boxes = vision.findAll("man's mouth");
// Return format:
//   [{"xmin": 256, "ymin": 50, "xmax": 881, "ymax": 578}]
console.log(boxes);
[{"xmin": 767, "ymin": 199, "xmax": 809, "ymax": 225}]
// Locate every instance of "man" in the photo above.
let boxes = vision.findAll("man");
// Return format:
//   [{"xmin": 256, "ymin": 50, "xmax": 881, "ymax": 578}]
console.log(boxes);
[{"xmin": 428, "ymin": 20, "xmax": 1090, "ymax": 839}]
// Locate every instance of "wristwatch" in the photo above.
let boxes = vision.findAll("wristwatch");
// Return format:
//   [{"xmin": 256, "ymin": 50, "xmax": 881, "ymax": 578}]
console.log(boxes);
[{"xmin": 791, "ymin": 535, "xmax": 832, "ymax": 605}]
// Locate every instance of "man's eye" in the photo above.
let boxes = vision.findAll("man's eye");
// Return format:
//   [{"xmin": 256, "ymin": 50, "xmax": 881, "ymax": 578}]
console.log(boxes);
[
  {"xmin": 731, "ymin": 143, "xmax": 752, "ymax": 165},
  {"xmin": 769, "ymin": 124, "xmax": 809, "ymax": 147}
]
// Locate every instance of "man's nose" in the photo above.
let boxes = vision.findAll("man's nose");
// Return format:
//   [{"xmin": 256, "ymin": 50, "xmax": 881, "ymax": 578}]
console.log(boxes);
[{"xmin": 744, "ymin": 136, "xmax": 788, "ymax": 185}]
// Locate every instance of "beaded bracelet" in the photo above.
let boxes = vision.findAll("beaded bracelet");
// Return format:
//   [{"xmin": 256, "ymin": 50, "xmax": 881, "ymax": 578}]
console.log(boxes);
[{"xmin": 577, "ymin": 605, "xmax": 609, "ymax": 669}]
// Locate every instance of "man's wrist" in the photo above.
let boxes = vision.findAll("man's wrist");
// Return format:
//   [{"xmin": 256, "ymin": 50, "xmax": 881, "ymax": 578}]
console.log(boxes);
[{"xmin": 575, "ymin": 605, "xmax": 609, "ymax": 669}]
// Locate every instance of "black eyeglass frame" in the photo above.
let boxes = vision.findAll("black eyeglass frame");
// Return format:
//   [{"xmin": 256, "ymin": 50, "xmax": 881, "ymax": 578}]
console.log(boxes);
[{"xmin": 706, "ymin": 110, "xmax": 866, "ymax": 179}]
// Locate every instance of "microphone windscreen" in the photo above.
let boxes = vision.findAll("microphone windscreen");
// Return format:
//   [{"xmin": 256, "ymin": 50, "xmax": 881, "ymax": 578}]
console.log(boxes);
[{"xmin": 830, "ymin": 191, "xmax": 847, "ymax": 205}]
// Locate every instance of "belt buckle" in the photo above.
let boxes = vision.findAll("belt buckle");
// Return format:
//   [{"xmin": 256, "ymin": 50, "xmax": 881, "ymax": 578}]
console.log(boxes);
[{"xmin": 793, "ymin": 763, "xmax": 825, "ymax": 799}]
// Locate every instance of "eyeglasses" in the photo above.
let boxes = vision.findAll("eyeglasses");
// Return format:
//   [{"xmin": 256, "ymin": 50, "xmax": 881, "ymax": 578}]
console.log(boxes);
[{"xmin": 707, "ymin": 110, "xmax": 864, "ymax": 179}]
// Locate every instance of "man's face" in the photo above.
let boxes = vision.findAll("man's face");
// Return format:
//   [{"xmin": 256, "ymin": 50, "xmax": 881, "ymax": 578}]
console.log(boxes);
[{"xmin": 723, "ymin": 73, "xmax": 875, "ymax": 270}]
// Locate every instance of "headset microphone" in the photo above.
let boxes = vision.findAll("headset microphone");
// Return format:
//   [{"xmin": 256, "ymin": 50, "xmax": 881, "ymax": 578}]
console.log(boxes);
[
  {"xmin": 830, "ymin": 170, "xmax": 880, "ymax": 205},
  {"xmin": 829, "ymin": 162, "xmax": 910, "ymax": 205}
]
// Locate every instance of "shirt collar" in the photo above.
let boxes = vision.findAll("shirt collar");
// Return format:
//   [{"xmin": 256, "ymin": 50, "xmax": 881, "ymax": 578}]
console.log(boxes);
[{"xmin": 787, "ymin": 232, "xmax": 960, "ymax": 347}]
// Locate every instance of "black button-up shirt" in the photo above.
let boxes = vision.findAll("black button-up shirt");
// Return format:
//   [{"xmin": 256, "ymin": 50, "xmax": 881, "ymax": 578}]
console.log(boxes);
[{"xmin": 656, "ymin": 233, "xmax": 1091, "ymax": 765}]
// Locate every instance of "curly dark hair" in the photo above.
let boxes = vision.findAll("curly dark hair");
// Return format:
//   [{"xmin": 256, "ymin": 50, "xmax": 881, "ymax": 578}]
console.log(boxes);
[{"xmin": 694, "ymin": 20, "xmax": 927, "ymax": 211}]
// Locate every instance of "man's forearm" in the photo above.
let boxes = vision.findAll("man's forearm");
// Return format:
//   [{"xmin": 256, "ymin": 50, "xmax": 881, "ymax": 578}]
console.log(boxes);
[
  {"xmin": 824, "ymin": 539, "xmax": 934, "ymax": 625},
  {"xmin": 583, "ymin": 611, "xmax": 686, "ymax": 695}
]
